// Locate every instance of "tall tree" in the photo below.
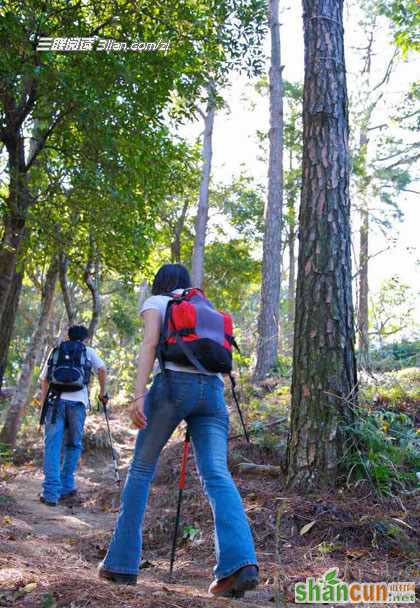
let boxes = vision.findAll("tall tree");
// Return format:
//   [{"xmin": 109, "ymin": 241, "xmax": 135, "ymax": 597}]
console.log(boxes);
[
  {"xmin": 0, "ymin": 272, "xmax": 23, "ymax": 389},
  {"xmin": 253, "ymin": 0, "xmax": 284, "ymax": 380},
  {"xmin": 283, "ymin": 81, "xmax": 303, "ymax": 353},
  {"xmin": 191, "ymin": 86, "xmax": 216, "ymax": 288},
  {"xmin": 286, "ymin": 0, "xmax": 358, "ymax": 490},
  {"xmin": 351, "ymin": 4, "xmax": 419, "ymax": 366},
  {"xmin": 0, "ymin": 257, "xmax": 58, "ymax": 446},
  {"xmin": 0, "ymin": 0, "xmax": 267, "ymax": 374}
]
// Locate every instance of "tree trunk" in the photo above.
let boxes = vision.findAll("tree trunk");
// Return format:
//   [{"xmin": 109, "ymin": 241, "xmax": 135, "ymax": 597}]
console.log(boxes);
[
  {"xmin": 286, "ymin": 0, "xmax": 358, "ymax": 491},
  {"xmin": 0, "ymin": 130, "xmax": 29, "ymax": 322},
  {"xmin": 0, "ymin": 271, "xmax": 23, "ymax": 390},
  {"xmin": 84, "ymin": 251, "xmax": 101, "ymax": 341},
  {"xmin": 253, "ymin": 0, "xmax": 284, "ymax": 380},
  {"xmin": 0, "ymin": 121, "xmax": 39, "ymax": 375},
  {"xmin": 191, "ymin": 86, "xmax": 216, "ymax": 288},
  {"xmin": 0, "ymin": 259, "xmax": 59, "ymax": 446},
  {"xmin": 358, "ymin": 200, "xmax": 369, "ymax": 365},
  {"xmin": 171, "ymin": 199, "xmax": 189, "ymax": 263},
  {"xmin": 356, "ymin": 30, "xmax": 373, "ymax": 369},
  {"xmin": 59, "ymin": 252, "xmax": 76, "ymax": 324},
  {"xmin": 286, "ymin": 211, "xmax": 296, "ymax": 354}
]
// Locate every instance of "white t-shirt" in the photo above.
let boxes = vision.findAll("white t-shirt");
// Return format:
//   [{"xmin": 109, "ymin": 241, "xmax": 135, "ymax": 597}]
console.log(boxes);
[
  {"xmin": 40, "ymin": 345, "xmax": 106, "ymax": 407},
  {"xmin": 140, "ymin": 289, "xmax": 223, "ymax": 381}
]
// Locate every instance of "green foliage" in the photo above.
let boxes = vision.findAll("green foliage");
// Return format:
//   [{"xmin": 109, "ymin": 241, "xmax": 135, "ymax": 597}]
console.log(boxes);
[
  {"xmin": 360, "ymin": 366, "xmax": 420, "ymax": 406},
  {"xmin": 182, "ymin": 524, "xmax": 201, "ymax": 542},
  {"xmin": 0, "ymin": 442, "xmax": 12, "ymax": 464},
  {"xmin": 343, "ymin": 408, "xmax": 419, "ymax": 496},
  {"xmin": 203, "ymin": 239, "xmax": 260, "ymax": 313},
  {"xmin": 214, "ymin": 175, "xmax": 265, "ymax": 242},
  {"xmin": 273, "ymin": 354, "xmax": 293, "ymax": 378},
  {"xmin": 369, "ymin": 277, "xmax": 419, "ymax": 346},
  {"xmin": 369, "ymin": 340, "xmax": 420, "ymax": 371},
  {"xmin": 378, "ymin": 0, "xmax": 420, "ymax": 54}
]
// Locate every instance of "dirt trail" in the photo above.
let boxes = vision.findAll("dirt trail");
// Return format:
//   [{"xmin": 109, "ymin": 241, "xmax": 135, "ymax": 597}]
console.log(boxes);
[
  {"xmin": 0, "ymin": 425, "xmax": 279, "ymax": 608},
  {"xmin": 1, "ymin": 412, "xmax": 417, "ymax": 607}
]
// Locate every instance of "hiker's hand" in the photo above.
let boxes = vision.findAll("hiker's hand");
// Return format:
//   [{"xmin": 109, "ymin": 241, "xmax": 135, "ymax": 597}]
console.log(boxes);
[
  {"xmin": 129, "ymin": 397, "xmax": 147, "ymax": 429},
  {"xmin": 99, "ymin": 393, "xmax": 109, "ymax": 406}
]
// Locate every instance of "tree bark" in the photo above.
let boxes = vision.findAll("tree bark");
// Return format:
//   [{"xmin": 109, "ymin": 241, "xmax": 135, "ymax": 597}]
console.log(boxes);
[
  {"xmin": 0, "ymin": 258, "xmax": 59, "ymax": 446},
  {"xmin": 171, "ymin": 199, "xmax": 189, "ymax": 263},
  {"xmin": 356, "ymin": 29, "xmax": 374, "ymax": 369},
  {"xmin": 84, "ymin": 250, "xmax": 101, "ymax": 341},
  {"xmin": 286, "ymin": 149, "xmax": 297, "ymax": 354},
  {"xmin": 0, "ymin": 120, "xmax": 40, "ymax": 376},
  {"xmin": 0, "ymin": 271, "xmax": 23, "ymax": 390},
  {"xmin": 253, "ymin": 0, "xmax": 284, "ymax": 380},
  {"xmin": 358, "ymin": 200, "xmax": 369, "ymax": 365},
  {"xmin": 286, "ymin": 210, "xmax": 296, "ymax": 354},
  {"xmin": 59, "ymin": 252, "xmax": 76, "ymax": 324},
  {"xmin": 286, "ymin": 0, "xmax": 358, "ymax": 491},
  {"xmin": 191, "ymin": 86, "xmax": 216, "ymax": 288},
  {"xmin": 0, "ymin": 108, "xmax": 39, "ymax": 320}
]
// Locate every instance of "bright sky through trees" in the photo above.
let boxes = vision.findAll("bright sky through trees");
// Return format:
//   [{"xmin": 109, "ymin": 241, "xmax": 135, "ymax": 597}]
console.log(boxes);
[{"xmin": 180, "ymin": 2, "xmax": 419, "ymax": 323}]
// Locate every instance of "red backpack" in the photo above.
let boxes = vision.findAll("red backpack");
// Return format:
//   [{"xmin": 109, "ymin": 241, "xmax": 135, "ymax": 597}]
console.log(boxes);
[
  {"xmin": 157, "ymin": 288, "xmax": 239, "ymax": 374},
  {"xmin": 157, "ymin": 288, "xmax": 249, "ymax": 442}
]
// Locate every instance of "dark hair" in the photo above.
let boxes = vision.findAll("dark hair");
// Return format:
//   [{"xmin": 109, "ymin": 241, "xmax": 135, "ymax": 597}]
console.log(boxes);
[
  {"xmin": 68, "ymin": 325, "xmax": 89, "ymax": 341},
  {"xmin": 151, "ymin": 264, "xmax": 192, "ymax": 296}
]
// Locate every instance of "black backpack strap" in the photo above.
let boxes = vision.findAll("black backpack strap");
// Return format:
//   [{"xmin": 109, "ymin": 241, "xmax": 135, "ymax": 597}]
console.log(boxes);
[
  {"xmin": 157, "ymin": 299, "xmax": 176, "ymax": 374},
  {"xmin": 47, "ymin": 346, "xmax": 59, "ymax": 381},
  {"xmin": 79, "ymin": 343, "xmax": 92, "ymax": 384},
  {"xmin": 174, "ymin": 334, "xmax": 208, "ymax": 374}
]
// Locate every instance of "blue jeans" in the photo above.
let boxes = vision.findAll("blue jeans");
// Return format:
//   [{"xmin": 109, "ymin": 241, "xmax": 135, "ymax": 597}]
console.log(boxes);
[
  {"xmin": 42, "ymin": 399, "xmax": 86, "ymax": 502},
  {"xmin": 102, "ymin": 371, "xmax": 257, "ymax": 579}
]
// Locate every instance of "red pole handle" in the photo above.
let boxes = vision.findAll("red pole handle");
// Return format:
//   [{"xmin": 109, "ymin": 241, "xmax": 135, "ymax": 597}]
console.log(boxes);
[{"xmin": 179, "ymin": 436, "xmax": 190, "ymax": 489}]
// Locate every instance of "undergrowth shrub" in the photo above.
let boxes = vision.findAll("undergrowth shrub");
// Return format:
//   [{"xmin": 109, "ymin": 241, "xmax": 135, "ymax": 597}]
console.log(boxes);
[{"xmin": 343, "ymin": 409, "xmax": 420, "ymax": 496}]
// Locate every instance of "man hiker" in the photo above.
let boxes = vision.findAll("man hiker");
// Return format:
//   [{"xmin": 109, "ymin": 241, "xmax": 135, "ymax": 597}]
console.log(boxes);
[{"xmin": 39, "ymin": 325, "xmax": 107, "ymax": 506}]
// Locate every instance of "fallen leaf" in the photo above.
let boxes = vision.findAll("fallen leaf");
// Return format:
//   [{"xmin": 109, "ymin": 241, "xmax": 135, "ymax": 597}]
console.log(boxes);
[
  {"xmin": 346, "ymin": 548, "xmax": 369, "ymax": 559},
  {"xmin": 2, "ymin": 516, "xmax": 12, "ymax": 525},
  {"xmin": 300, "ymin": 520, "xmax": 316, "ymax": 535},
  {"xmin": 392, "ymin": 517, "xmax": 415, "ymax": 531},
  {"xmin": 23, "ymin": 583, "xmax": 37, "ymax": 593}
]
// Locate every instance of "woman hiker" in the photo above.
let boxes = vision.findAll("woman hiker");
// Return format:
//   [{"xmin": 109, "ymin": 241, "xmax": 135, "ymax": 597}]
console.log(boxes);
[{"xmin": 98, "ymin": 263, "xmax": 259, "ymax": 597}]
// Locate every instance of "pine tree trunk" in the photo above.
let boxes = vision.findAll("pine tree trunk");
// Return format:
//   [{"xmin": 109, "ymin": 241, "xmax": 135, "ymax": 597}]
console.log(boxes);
[
  {"xmin": 191, "ymin": 86, "xmax": 216, "ymax": 288},
  {"xmin": 356, "ymin": 31, "xmax": 373, "ymax": 369},
  {"xmin": 0, "ymin": 259, "xmax": 59, "ymax": 446},
  {"xmin": 358, "ymin": 200, "xmax": 369, "ymax": 366},
  {"xmin": 253, "ymin": 0, "xmax": 284, "ymax": 380},
  {"xmin": 286, "ymin": 0, "xmax": 358, "ymax": 490},
  {"xmin": 286, "ymin": 214, "xmax": 296, "ymax": 354},
  {"xmin": 0, "ymin": 272, "xmax": 23, "ymax": 390}
]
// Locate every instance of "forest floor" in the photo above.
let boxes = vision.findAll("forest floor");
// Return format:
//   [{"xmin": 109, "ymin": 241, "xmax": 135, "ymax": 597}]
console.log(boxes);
[{"xmin": 0, "ymin": 396, "xmax": 419, "ymax": 608}]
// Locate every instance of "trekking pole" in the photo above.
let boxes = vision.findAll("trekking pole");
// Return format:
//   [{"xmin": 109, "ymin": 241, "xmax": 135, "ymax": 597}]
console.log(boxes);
[
  {"xmin": 229, "ymin": 373, "xmax": 250, "ymax": 443},
  {"xmin": 169, "ymin": 428, "xmax": 190, "ymax": 579},
  {"xmin": 99, "ymin": 394, "xmax": 121, "ymax": 487}
]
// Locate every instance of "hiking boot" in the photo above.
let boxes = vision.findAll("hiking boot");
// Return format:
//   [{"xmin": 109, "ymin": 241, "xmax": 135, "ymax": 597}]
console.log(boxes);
[
  {"xmin": 59, "ymin": 490, "xmax": 80, "ymax": 504},
  {"xmin": 39, "ymin": 495, "xmax": 58, "ymax": 507},
  {"xmin": 98, "ymin": 564, "xmax": 137, "ymax": 586},
  {"xmin": 60, "ymin": 490, "xmax": 78, "ymax": 500},
  {"xmin": 208, "ymin": 565, "xmax": 259, "ymax": 597}
]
